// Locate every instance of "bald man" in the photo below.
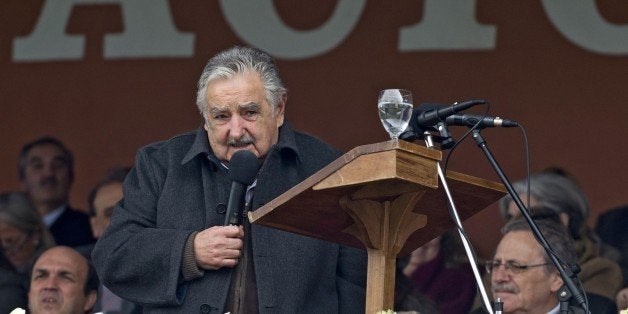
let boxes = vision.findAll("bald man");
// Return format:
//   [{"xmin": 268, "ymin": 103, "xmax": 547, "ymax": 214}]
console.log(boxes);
[{"xmin": 28, "ymin": 246, "xmax": 98, "ymax": 314}]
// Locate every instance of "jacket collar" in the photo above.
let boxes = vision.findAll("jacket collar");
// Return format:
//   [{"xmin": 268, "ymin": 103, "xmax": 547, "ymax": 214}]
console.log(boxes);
[{"xmin": 181, "ymin": 121, "xmax": 301, "ymax": 167}]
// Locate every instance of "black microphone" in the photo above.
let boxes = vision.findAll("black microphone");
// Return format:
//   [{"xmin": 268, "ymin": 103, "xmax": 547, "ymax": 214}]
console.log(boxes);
[
  {"xmin": 446, "ymin": 114, "xmax": 518, "ymax": 128},
  {"xmin": 414, "ymin": 99, "xmax": 486, "ymax": 128},
  {"xmin": 223, "ymin": 150, "xmax": 259, "ymax": 226}
]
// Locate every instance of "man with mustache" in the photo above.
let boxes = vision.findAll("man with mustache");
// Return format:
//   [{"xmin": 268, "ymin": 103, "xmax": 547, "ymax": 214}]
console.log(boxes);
[
  {"xmin": 477, "ymin": 214, "xmax": 612, "ymax": 313},
  {"xmin": 28, "ymin": 246, "xmax": 98, "ymax": 314},
  {"xmin": 92, "ymin": 46, "xmax": 367, "ymax": 313},
  {"xmin": 19, "ymin": 137, "xmax": 95, "ymax": 247}
]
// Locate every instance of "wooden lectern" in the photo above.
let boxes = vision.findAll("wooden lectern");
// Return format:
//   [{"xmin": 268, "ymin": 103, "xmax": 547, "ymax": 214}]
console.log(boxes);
[{"xmin": 249, "ymin": 140, "xmax": 505, "ymax": 313}]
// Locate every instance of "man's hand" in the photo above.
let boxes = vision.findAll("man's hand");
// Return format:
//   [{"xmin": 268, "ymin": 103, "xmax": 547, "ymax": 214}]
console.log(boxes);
[{"xmin": 193, "ymin": 225, "xmax": 244, "ymax": 270}]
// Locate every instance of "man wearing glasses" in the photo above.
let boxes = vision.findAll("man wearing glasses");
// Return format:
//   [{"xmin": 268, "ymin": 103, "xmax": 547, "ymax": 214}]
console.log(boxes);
[{"xmin": 478, "ymin": 216, "xmax": 582, "ymax": 313}]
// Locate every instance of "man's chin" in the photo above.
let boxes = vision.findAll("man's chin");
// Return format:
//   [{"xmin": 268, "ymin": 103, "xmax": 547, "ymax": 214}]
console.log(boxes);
[
  {"xmin": 37, "ymin": 300, "xmax": 61, "ymax": 312},
  {"xmin": 493, "ymin": 292, "xmax": 516, "ymax": 309}
]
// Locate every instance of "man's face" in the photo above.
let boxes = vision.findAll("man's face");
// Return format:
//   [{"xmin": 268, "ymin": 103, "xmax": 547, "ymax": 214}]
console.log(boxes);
[
  {"xmin": 491, "ymin": 230, "xmax": 562, "ymax": 313},
  {"xmin": 90, "ymin": 182, "xmax": 123, "ymax": 239},
  {"xmin": 28, "ymin": 246, "xmax": 96, "ymax": 314},
  {"xmin": 20, "ymin": 144, "xmax": 71, "ymax": 210},
  {"xmin": 203, "ymin": 71, "xmax": 285, "ymax": 162}
]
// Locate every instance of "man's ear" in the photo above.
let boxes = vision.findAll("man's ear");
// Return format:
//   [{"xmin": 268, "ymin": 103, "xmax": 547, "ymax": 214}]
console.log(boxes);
[
  {"xmin": 549, "ymin": 271, "xmax": 564, "ymax": 293},
  {"xmin": 275, "ymin": 93, "xmax": 286, "ymax": 127},
  {"xmin": 84, "ymin": 290, "xmax": 97, "ymax": 312}
]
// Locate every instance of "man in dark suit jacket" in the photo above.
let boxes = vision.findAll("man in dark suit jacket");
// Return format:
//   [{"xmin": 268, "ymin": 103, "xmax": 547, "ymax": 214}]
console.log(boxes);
[
  {"xmin": 18, "ymin": 136, "xmax": 95, "ymax": 247},
  {"xmin": 92, "ymin": 46, "xmax": 367, "ymax": 313},
  {"xmin": 472, "ymin": 214, "xmax": 616, "ymax": 314}
]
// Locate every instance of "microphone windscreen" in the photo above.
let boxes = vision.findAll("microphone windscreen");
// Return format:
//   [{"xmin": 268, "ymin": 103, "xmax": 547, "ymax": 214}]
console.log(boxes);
[
  {"xmin": 228, "ymin": 150, "xmax": 259, "ymax": 185},
  {"xmin": 409, "ymin": 103, "xmax": 445, "ymax": 132}
]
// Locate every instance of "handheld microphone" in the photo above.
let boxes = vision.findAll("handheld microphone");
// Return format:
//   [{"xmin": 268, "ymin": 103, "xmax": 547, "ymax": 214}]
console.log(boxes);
[
  {"xmin": 223, "ymin": 150, "xmax": 259, "ymax": 226},
  {"xmin": 414, "ymin": 99, "xmax": 486, "ymax": 128},
  {"xmin": 445, "ymin": 114, "xmax": 518, "ymax": 128}
]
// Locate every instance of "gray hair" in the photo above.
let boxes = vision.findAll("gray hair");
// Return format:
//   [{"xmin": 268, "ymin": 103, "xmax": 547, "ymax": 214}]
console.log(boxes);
[
  {"xmin": 195, "ymin": 46, "xmax": 287, "ymax": 120},
  {"xmin": 0, "ymin": 192, "xmax": 56, "ymax": 250},
  {"xmin": 501, "ymin": 217, "xmax": 577, "ymax": 274},
  {"xmin": 498, "ymin": 172, "xmax": 589, "ymax": 239}
]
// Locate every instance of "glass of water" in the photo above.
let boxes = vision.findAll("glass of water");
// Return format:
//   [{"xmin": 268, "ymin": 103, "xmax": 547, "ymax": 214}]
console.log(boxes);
[{"xmin": 377, "ymin": 89, "xmax": 413, "ymax": 139}]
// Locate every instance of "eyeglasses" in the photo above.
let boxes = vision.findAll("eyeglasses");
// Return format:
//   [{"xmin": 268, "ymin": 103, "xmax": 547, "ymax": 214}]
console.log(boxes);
[{"xmin": 485, "ymin": 260, "xmax": 549, "ymax": 274}]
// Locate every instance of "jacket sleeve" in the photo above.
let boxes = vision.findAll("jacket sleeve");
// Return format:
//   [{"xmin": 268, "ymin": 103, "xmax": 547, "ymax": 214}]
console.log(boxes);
[
  {"xmin": 337, "ymin": 244, "xmax": 367, "ymax": 313},
  {"xmin": 91, "ymin": 147, "xmax": 193, "ymax": 306}
]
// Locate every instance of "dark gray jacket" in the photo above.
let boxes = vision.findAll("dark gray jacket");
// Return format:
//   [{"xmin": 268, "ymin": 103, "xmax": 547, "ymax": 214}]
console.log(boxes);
[{"xmin": 92, "ymin": 123, "xmax": 367, "ymax": 313}]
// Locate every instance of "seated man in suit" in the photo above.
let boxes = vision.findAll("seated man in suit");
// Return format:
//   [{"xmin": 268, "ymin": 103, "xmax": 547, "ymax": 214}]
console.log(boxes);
[
  {"xmin": 86, "ymin": 167, "xmax": 141, "ymax": 313},
  {"xmin": 18, "ymin": 136, "xmax": 95, "ymax": 247},
  {"xmin": 499, "ymin": 171, "xmax": 622, "ymax": 303},
  {"xmin": 27, "ymin": 246, "xmax": 98, "ymax": 314},
  {"xmin": 475, "ymin": 214, "xmax": 616, "ymax": 313}
]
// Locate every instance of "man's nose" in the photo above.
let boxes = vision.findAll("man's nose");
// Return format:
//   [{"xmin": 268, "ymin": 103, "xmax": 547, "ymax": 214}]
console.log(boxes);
[
  {"xmin": 491, "ymin": 264, "xmax": 510, "ymax": 282},
  {"xmin": 43, "ymin": 276, "xmax": 59, "ymax": 288},
  {"xmin": 228, "ymin": 115, "xmax": 246, "ymax": 138},
  {"xmin": 41, "ymin": 163, "xmax": 56, "ymax": 177}
]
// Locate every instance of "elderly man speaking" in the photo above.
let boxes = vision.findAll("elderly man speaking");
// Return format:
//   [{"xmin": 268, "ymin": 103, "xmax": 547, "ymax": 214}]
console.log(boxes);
[{"xmin": 92, "ymin": 46, "xmax": 367, "ymax": 313}]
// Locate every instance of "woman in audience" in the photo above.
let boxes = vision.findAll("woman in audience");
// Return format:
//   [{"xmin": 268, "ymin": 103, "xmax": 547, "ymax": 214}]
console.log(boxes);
[{"xmin": 0, "ymin": 191, "xmax": 56, "ymax": 312}]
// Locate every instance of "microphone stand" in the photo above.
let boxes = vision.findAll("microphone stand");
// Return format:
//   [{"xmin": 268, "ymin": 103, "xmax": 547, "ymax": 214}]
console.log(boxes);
[
  {"xmin": 469, "ymin": 129, "xmax": 589, "ymax": 313},
  {"xmin": 421, "ymin": 132, "xmax": 495, "ymax": 314}
]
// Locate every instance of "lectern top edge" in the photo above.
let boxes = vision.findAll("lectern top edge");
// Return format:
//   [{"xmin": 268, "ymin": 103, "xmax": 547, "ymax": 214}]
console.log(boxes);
[
  {"xmin": 345, "ymin": 140, "xmax": 442, "ymax": 163},
  {"xmin": 249, "ymin": 140, "xmax": 442, "ymax": 222}
]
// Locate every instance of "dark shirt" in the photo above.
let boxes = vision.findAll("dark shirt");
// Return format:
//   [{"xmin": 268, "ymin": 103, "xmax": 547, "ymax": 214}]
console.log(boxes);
[{"xmin": 49, "ymin": 206, "xmax": 96, "ymax": 247}]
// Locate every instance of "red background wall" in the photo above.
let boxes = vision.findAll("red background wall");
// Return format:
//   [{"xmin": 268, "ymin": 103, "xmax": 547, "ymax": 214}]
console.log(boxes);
[{"xmin": 1, "ymin": 1, "xmax": 626, "ymax": 258}]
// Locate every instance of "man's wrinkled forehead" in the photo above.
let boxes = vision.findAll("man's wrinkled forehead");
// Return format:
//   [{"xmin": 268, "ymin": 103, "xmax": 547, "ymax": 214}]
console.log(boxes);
[{"xmin": 35, "ymin": 250, "xmax": 88, "ymax": 277}]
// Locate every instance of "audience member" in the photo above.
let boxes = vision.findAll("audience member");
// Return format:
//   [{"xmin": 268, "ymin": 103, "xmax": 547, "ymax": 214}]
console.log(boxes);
[
  {"xmin": 27, "ymin": 246, "xmax": 98, "ymax": 314},
  {"xmin": 83, "ymin": 167, "xmax": 141, "ymax": 314},
  {"xmin": 87, "ymin": 167, "xmax": 131, "ymax": 240},
  {"xmin": 473, "ymin": 215, "xmax": 616, "ymax": 313},
  {"xmin": 401, "ymin": 229, "xmax": 476, "ymax": 313},
  {"xmin": 595, "ymin": 204, "xmax": 628, "ymax": 310},
  {"xmin": 18, "ymin": 136, "xmax": 95, "ymax": 247},
  {"xmin": 498, "ymin": 171, "xmax": 623, "ymax": 302},
  {"xmin": 0, "ymin": 191, "xmax": 56, "ymax": 312},
  {"xmin": 394, "ymin": 264, "xmax": 440, "ymax": 314},
  {"xmin": 92, "ymin": 46, "xmax": 367, "ymax": 312}
]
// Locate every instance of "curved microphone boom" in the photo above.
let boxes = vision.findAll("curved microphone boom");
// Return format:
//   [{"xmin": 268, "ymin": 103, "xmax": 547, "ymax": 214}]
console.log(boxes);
[{"xmin": 223, "ymin": 150, "xmax": 259, "ymax": 226}]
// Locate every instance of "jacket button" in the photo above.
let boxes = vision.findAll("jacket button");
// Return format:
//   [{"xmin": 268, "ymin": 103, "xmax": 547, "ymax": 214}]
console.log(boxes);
[
  {"xmin": 215, "ymin": 203, "xmax": 226, "ymax": 214},
  {"xmin": 200, "ymin": 303, "xmax": 211, "ymax": 313}
]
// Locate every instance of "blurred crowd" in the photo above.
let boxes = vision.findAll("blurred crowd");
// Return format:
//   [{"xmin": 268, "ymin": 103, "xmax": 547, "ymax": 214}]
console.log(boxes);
[{"xmin": 1, "ymin": 135, "xmax": 626, "ymax": 313}]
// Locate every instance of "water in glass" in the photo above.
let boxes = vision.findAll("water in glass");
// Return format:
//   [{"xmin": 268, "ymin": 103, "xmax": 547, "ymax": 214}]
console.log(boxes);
[{"xmin": 378, "ymin": 89, "xmax": 413, "ymax": 139}]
